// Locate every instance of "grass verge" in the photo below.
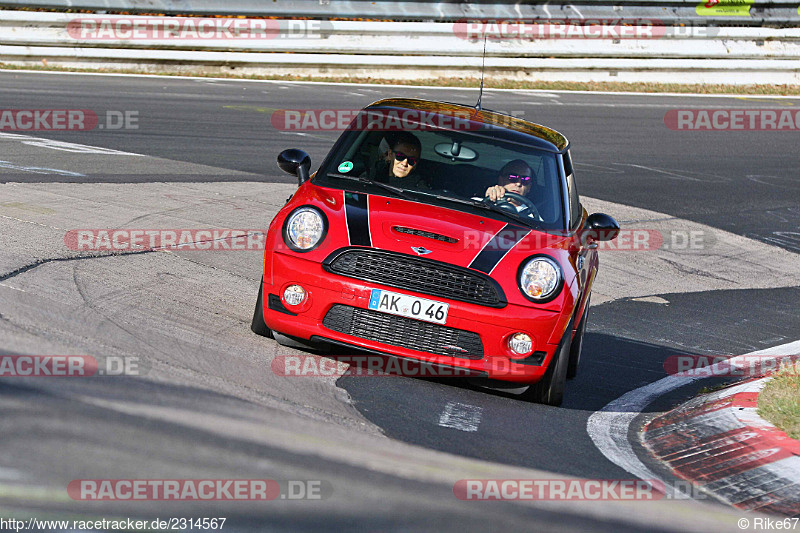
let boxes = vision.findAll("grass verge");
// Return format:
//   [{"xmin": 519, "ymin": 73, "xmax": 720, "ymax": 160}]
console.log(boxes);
[
  {"xmin": 2, "ymin": 64, "xmax": 800, "ymax": 95},
  {"xmin": 758, "ymin": 366, "xmax": 800, "ymax": 439}
]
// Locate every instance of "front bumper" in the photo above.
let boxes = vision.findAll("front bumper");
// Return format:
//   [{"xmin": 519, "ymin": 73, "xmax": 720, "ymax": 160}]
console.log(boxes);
[{"xmin": 263, "ymin": 252, "xmax": 569, "ymax": 384}]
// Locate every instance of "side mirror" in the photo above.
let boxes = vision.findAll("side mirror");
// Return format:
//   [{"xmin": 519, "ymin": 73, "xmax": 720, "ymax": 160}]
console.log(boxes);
[
  {"xmin": 584, "ymin": 213, "xmax": 620, "ymax": 243},
  {"xmin": 277, "ymin": 149, "xmax": 311, "ymax": 185}
]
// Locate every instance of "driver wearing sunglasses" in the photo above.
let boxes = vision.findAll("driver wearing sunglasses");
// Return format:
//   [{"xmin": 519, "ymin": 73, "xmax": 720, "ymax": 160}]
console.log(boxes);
[{"xmin": 485, "ymin": 159, "xmax": 534, "ymax": 207}]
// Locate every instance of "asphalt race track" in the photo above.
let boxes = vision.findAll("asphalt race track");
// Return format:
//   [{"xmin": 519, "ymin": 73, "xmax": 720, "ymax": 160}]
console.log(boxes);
[{"xmin": 1, "ymin": 71, "xmax": 799, "ymax": 532}]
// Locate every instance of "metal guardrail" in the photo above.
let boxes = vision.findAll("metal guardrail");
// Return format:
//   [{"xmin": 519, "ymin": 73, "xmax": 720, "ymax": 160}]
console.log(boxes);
[
  {"xmin": 0, "ymin": 10, "xmax": 798, "ymax": 84},
  {"xmin": 1, "ymin": 0, "xmax": 800, "ymax": 24}
]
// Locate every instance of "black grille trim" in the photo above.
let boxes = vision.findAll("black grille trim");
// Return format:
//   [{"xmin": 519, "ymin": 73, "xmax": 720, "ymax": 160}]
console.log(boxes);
[
  {"xmin": 392, "ymin": 226, "xmax": 459, "ymax": 243},
  {"xmin": 268, "ymin": 293, "xmax": 296, "ymax": 316},
  {"xmin": 323, "ymin": 248, "xmax": 507, "ymax": 308},
  {"xmin": 323, "ymin": 304, "xmax": 484, "ymax": 359},
  {"xmin": 511, "ymin": 351, "xmax": 547, "ymax": 366}
]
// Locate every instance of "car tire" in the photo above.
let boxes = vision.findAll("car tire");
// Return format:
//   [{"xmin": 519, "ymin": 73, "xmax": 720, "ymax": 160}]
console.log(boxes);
[
  {"xmin": 566, "ymin": 298, "xmax": 590, "ymax": 380},
  {"xmin": 251, "ymin": 278, "xmax": 273, "ymax": 339},
  {"xmin": 521, "ymin": 318, "xmax": 572, "ymax": 406}
]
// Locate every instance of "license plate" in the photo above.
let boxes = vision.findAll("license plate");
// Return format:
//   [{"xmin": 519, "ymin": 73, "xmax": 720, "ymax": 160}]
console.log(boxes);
[{"xmin": 368, "ymin": 289, "xmax": 449, "ymax": 325}]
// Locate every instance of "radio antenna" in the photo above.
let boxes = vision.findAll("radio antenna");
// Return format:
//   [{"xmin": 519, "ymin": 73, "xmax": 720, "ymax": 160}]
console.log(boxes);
[{"xmin": 475, "ymin": 33, "xmax": 487, "ymax": 110}]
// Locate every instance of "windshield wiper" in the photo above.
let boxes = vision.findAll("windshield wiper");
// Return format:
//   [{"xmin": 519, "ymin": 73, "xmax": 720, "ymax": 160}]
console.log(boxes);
[
  {"xmin": 325, "ymin": 173, "xmax": 417, "ymax": 201},
  {"xmin": 471, "ymin": 197, "xmax": 536, "ymax": 226},
  {"xmin": 326, "ymin": 174, "xmax": 535, "ymax": 227},
  {"xmin": 405, "ymin": 190, "xmax": 535, "ymax": 227}
]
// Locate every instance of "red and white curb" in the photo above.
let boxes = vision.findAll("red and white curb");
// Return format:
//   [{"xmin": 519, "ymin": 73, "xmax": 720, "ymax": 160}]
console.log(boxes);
[
  {"xmin": 588, "ymin": 340, "xmax": 800, "ymax": 503},
  {"xmin": 642, "ymin": 378, "xmax": 800, "ymax": 516}
]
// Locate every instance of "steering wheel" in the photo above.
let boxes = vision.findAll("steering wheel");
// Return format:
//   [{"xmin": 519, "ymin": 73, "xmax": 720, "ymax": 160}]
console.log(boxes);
[{"xmin": 491, "ymin": 191, "xmax": 541, "ymax": 220}]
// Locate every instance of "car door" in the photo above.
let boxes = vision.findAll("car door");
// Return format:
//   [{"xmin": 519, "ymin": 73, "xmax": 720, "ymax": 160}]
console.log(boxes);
[{"xmin": 563, "ymin": 151, "xmax": 596, "ymax": 321}]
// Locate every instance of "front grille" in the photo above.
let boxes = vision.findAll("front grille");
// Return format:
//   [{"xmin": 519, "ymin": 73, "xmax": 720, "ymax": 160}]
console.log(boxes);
[
  {"xmin": 323, "ymin": 304, "xmax": 484, "ymax": 359},
  {"xmin": 324, "ymin": 249, "xmax": 506, "ymax": 308}
]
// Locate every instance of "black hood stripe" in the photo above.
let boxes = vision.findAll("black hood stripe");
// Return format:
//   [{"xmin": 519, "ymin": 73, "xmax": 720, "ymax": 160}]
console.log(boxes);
[
  {"xmin": 344, "ymin": 191, "xmax": 371, "ymax": 247},
  {"xmin": 469, "ymin": 224, "xmax": 530, "ymax": 274}
]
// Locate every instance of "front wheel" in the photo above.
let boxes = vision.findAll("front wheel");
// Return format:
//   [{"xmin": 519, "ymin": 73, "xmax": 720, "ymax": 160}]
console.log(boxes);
[
  {"xmin": 521, "ymin": 318, "xmax": 572, "ymax": 406},
  {"xmin": 251, "ymin": 278, "xmax": 273, "ymax": 339},
  {"xmin": 567, "ymin": 299, "xmax": 590, "ymax": 380}
]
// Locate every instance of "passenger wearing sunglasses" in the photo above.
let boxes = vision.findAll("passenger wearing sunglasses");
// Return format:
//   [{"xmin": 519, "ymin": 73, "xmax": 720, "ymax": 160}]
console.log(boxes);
[
  {"xmin": 384, "ymin": 138, "xmax": 419, "ymax": 178},
  {"xmin": 371, "ymin": 132, "xmax": 429, "ymax": 189},
  {"xmin": 485, "ymin": 159, "xmax": 534, "ymax": 207}
]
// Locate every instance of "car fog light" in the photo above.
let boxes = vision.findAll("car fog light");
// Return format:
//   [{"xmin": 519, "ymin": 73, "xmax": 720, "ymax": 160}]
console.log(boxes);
[
  {"xmin": 283, "ymin": 285, "xmax": 307, "ymax": 306},
  {"xmin": 508, "ymin": 333, "xmax": 533, "ymax": 356}
]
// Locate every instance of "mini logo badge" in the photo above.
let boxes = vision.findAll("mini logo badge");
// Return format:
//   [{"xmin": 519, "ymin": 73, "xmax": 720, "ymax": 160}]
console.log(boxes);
[
  {"xmin": 442, "ymin": 345, "xmax": 468, "ymax": 353},
  {"xmin": 411, "ymin": 246, "xmax": 433, "ymax": 255}
]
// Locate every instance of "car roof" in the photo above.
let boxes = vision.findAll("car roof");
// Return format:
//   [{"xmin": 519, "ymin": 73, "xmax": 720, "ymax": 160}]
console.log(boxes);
[{"xmin": 364, "ymin": 98, "xmax": 569, "ymax": 153}]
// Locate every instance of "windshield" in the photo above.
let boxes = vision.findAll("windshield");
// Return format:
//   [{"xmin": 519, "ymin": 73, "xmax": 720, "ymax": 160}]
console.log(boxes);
[{"xmin": 314, "ymin": 114, "xmax": 567, "ymax": 230}]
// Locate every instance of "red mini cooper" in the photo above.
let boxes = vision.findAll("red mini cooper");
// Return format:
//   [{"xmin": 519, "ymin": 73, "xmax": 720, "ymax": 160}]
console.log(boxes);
[{"xmin": 252, "ymin": 98, "xmax": 619, "ymax": 406}]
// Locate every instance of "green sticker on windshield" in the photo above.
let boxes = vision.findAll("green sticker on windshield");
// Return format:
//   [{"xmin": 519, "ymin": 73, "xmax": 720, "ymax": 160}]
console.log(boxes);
[{"xmin": 338, "ymin": 161, "xmax": 354, "ymax": 173}]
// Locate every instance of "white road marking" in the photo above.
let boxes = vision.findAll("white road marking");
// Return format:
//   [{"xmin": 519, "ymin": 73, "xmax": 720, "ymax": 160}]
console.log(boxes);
[
  {"xmin": 0, "ymin": 283, "xmax": 26, "ymax": 292},
  {"xmin": 0, "ymin": 160, "xmax": 84, "ymax": 176},
  {"xmin": 587, "ymin": 339, "xmax": 800, "ymax": 497},
  {"xmin": 762, "ymin": 231, "xmax": 800, "ymax": 253},
  {"xmin": 0, "ymin": 132, "xmax": 144, "ymax": 156},
  {"xmin": 22, "ymin": 139, "xmax": 142, "ymax": 155},
  {"xmin": 438, "ymin": 401, "xmax": 483, "ymax": 432},
  {"xmin": 630, "ymin": 296, "xmax": 670, "ymax": 304},
  {"xmin": 514, "ymin": 92, "xmax": 561, "ymax": 99},
  {"xmin": 0, "ymin": 467, "xmax": 24, "ymax": 480},
  {"xmin": 277, "ymin": 130, "xmax": 331, "ymax": 141},
  {"xmin": 625, "ymin": 164, "xmax": 723, "ymax": 183},
  {"xmin": 8, "ymin": 69, "xmax": 800, "ymax": 99}
]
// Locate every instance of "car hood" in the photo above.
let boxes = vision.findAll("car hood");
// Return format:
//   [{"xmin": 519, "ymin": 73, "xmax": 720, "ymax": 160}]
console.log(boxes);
[
  {"xmin": 277, "ymin": 184, "xmax": 577, "ymax": 312},
  {"xmin": 325, "ymin": 187, "xmax": 572, "ymax": 271}
]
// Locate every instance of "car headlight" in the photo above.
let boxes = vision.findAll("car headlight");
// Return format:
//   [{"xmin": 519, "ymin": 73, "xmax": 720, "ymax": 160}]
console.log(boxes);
[
  {"xmin": 283, "ymin": 207, "xmax": 327, "ymax": 252},
  {"xmin": 518, "ymin": 256, "xmax": 563, "ymax": 302}
]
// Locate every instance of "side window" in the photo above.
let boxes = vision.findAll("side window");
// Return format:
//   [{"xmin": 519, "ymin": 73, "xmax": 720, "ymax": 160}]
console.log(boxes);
[{"xmin": 563, "ymin": 151, "xmax": 582, "ymax": 229}]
